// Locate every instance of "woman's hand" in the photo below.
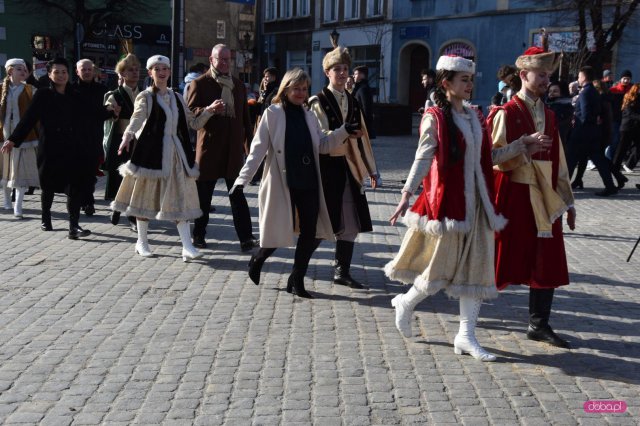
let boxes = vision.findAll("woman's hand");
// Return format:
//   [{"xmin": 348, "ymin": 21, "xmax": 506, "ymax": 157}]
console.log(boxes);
[
  {"xmin": 522, "ymin": 132, "xmax": 552, "ymax": 155},
  {"xmin": 566, "ymin": 206, "xmax": 576, "ymax": 230},
  {"xmin": 1, "ymin": 140, "xmax": 14, "ymax": 154},
  {"xmin": 390, "ymin": 191, "xmax": 412, "ymax": 226},
  {"xmin": 118, "ymin": 134, "xmax": 133, "ymax": 155}
]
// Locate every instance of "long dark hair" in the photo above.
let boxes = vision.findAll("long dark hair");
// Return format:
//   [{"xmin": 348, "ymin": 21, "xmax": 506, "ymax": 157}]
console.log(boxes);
[{"xmin": 432, "ymin": 69, "xmax": 462, "ymax": 164}]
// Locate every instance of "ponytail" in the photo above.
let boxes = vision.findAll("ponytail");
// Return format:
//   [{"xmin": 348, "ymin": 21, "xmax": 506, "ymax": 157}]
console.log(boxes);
[{"xmin": 433, "ymin": 69, "xmax": 462, "ymax": 164}]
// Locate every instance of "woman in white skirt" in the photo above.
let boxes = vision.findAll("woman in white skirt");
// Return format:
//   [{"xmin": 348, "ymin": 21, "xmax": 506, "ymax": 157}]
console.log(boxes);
[
  {"xmin": 113, "ymin": 55, "xmax": 215, "ymax": 261},
  {"xmin": 0, "ymin": 58, "xmax": 40, "ymax": 217},
  {"xmin": 386, "ymin": 55, "xmax": 546, "ymax": 361}
]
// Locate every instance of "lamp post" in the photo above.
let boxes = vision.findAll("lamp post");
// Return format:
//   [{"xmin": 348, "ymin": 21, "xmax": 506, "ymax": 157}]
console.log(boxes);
[{"xmin": 330, "ymin": 28, "xmax": 340, "ymax": 47}]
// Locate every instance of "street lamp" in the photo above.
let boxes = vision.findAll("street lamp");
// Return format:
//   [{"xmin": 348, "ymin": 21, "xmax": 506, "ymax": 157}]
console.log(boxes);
[{"xmin": 330, "ymin": 28, "xmax": 340, "ymax": 47}]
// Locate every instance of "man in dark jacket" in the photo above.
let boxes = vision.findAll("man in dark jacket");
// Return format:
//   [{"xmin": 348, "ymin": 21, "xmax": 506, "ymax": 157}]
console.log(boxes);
[
  {"xmin": 187, "ymin": 44, "xmax": 258, "ymax": 252},
  {"xmin": 72, "ymin": 59, "xmax": 113, "ymax": 216},
  {"xmin": 567, "ymin": 66, "xmax": 618, "ymax": 196},
  {"xmin": 352, "ymin": 65, "xmax": 375, "ymax": 139}
]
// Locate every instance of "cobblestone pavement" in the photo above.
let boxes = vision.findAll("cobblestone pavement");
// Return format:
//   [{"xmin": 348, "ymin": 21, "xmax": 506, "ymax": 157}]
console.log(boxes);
[{"xmin": 0, "ymin": 125, "xmax": 639, "ymax": 425}]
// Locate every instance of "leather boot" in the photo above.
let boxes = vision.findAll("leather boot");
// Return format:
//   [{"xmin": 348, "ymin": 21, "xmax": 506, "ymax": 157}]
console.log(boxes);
[
  {"xmin": 287, "ymin": 266, "xmax": 313, "ymax": 299},
  {"xmin": 2, "ymin": 185, "xmax": 12, "ymax": 210},
  {"xmin": 527, "ymin": 288, "xmax": 570, "ymax": 348},
  {"xmin": 135, "ymin": 220, "xmax": 153, "ymax": 257},
  {"xmin": 14, "ymin": 187, "xmax": 25, "ymax": 219},
  {"xmin": 41, "ymin": 191, "xmax": 53, "ymax": 231},
  {"xmin": 390, "ymin": 286, "xmax": 426, "ymax": 338},
  {"xmin": 333, "ymin": 240, "xmax": 364, "ymax": 289},
  {"xmin": 454, "ymin": 296, "xmax": 496, "ymax": 361},
  {"xmin": 248, "ymin": 247, "xmax": 276, "ymax": 285}
]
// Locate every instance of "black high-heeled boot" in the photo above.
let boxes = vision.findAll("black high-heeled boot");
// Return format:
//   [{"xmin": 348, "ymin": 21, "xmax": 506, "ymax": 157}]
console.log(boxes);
[
  {"xmin": 287, "ymin": 267, "xmax": 313, "ymax": 298},
  {"xmin": 248, "ymin": 247, "xmax": 276, "ymax": 285}
]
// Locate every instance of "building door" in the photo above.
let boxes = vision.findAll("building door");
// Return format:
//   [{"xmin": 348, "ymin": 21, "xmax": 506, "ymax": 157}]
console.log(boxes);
[{"xmin": 409, "ymin": 45, "xmax": 429, "ymax": 112}]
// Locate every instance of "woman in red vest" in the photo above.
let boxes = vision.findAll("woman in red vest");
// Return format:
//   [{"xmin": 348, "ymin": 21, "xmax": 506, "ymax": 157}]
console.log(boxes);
[{"xmin": 385, "ymin": 55, "xmax": 543, "ymax": 361}]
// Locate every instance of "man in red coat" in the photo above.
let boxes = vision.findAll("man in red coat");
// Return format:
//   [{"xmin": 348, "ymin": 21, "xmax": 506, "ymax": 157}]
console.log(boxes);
[{"xmin": 487, "ymin": 45, "xmax": 576, "ymax": 348}]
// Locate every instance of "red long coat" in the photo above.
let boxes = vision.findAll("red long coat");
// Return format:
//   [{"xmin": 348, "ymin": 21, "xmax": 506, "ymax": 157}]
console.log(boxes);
[{"xmin": 487, "ymin": 96, "xmax": 570, "ymax": 290}]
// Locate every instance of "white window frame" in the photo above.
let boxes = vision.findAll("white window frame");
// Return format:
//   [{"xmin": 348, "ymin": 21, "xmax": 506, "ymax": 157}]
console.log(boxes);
[
  {"xmin": 345, "ymin": 0, "xmax": 360, "ymax": 20},
  {"xmin": 296, "ymin": 0, "xmax": 310, "ymax": 16},
  {"xmin": 287, "ymin": 50, "xmax": 311, "ymax": 77},
  {"xmin": 366, "ymin": 0, "xmax": 382, "ymax": 17},
  {"xmin": 265, "ymin": 0, "xmax": 277, "ymax": 21},
  {"xmin": 279, "ymin": 0, "xmax": 293, "ymax": 18},
  {"xmin": 324, "ymin": 0, "xmax": 339, "ymax": 22}
]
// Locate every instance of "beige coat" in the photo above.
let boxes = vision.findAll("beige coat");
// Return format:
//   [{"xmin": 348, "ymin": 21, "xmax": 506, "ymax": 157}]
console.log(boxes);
[{"xmin": 234, "ymin": 104, "xmax": 350, "ymax": 248}]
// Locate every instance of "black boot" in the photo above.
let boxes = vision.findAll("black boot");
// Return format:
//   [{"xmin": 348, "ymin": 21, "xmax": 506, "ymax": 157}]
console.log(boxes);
[
  {"xmin": 110, "ymin": 211, "xmax": 121, "ymax": 225},
  {"xmin": 527, "ymin": 288, "xmax": 570, "ymax": 348},
  {"xmin": 248, "ymin": 247, "xmax": 276, "ymax": 285},
  {"xmin": 41, "ymin": 191, "xmax": 54, "ymax": 231},
  {"xmin": 68, "ymin": 197, "xmax": 91, "ymax": 240},
  {"xmin": 128, "ymin": 216, "xmax": 138, "ymax": 233},
  {"xmin": 333, "ymin": 240, "xmax": 364, "ymax": 289},
  {"xmin": 287, "ymin": 267, "xmax": 313, "ymax": 299}
]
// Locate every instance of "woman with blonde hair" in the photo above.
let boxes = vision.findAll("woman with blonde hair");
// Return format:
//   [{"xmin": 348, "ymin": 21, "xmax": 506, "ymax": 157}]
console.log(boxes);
[
  {"xmin": 233, "ymin": 68, "xmax": 358, "ymax": 298},
  {"xmin": 0, "ymin": 58, "xmax": 39, "ymax": 217},
  {"xmin": 113, "ymin": 55, "xmax": 215, "ymax": 261}
]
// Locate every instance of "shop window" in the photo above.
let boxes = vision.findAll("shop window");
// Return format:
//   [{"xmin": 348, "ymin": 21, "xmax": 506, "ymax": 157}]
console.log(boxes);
[
  {"xmin": 279, "ymin": 0, "xmax": 292, "ymax": 18},
  {"xmin": 350, "ymin": 45, "xmax": 381, "ymax": 97},
  {"xmin": 265, "ymin": 0, "xmax": 276, "ymax": 21}
]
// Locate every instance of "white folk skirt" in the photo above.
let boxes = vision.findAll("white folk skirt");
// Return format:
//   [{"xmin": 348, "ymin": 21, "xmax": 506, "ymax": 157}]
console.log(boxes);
[
  {"xmin": 3, "ymin": 142, "xmax": 40, "ymax": 188},
  {"xmin": 112, "ymin": 146, "xmax": 201, "ymax": 222}
]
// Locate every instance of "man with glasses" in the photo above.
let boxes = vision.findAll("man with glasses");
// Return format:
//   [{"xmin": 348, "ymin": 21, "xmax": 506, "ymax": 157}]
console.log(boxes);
[{"xmin": 187, "ymin": 44, "xmax": 258, "ymax": 252}]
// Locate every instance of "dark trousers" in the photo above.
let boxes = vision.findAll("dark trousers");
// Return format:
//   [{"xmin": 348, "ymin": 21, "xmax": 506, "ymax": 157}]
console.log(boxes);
[
  {"xmin": 257, "ymin": 187, "xmax": 321, "ymax": 271},
  {"xmin": 193, "ymin": 178, "xmax": 253, "ymax": 243},
  {"xmin": 613, "ymin": 129, "xmax": 640, "ymax": 171},
  {"xmin": 41, "ymin": 189, "xmax": 82, "ymax": 228},
  {"xmin": 567, "ymin": 133, "xmax": 616, "ymax": 189},
  {"xmin": 529, "ymin": 288, "xmax": 555, "ymax": 329}
]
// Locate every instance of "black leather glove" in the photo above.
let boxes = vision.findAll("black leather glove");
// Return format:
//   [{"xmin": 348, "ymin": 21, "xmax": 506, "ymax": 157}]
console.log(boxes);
[
  {"xmin": 229, "ymin": 184, "xmax": 244, "ymax": 196},
  {"xmin": 344, "ymin": 122, "xmax": 360, "ymax": 135}
]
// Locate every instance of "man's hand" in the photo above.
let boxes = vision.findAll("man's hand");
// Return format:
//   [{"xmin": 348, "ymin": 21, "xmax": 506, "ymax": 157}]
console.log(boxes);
[
  {"xmin": 206, "ymin": 99, "xmax": 225, "ymax": 115},
  {"xmin": 229, "ymin": 184, "xmax": 244, "ymax": 196},
  {"xmin": 522, "ymin": 132, "xmax": 552, "ymax": 155},
  {"xmin": 369, "ymin": 174, "xmax": 378, "ymax": 190},
  {"xmin": 390, "ymin": 191, "xmax": 412, "ymax": 226},
  {"xmin": 566, "ymin": 206, "xmax": 576, "ymax": 231}
]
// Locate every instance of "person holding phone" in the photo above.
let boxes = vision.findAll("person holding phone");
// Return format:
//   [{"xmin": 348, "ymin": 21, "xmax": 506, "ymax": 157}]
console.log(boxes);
[{"xmin": 308, "ymin": 46, "xmax": 379, "ymax": 290}]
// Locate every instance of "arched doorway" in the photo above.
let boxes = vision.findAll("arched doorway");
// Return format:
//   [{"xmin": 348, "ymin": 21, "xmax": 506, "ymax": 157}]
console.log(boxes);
[{"xmin": 397, "ymin": 42, "xmax": 431, "ymax": 111}]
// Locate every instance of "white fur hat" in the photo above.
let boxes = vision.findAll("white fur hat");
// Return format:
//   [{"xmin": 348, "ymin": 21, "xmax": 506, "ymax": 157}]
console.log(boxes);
[
  {"xmin": 146, "ymin": 55, "xmax": 171, "ymax": 70},
  {"xmin": 5, "ymin": 58, "xmax": 26, "ymax": 71},
  {"xmin": 435, "ymin": 55, "xmax": 475, "ymax": 74}
]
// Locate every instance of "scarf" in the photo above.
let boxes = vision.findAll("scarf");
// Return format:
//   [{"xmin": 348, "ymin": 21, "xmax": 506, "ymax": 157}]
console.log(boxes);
[{"xmin": 211, "ymin": 67, "xmax": 235, "ymax": 118}]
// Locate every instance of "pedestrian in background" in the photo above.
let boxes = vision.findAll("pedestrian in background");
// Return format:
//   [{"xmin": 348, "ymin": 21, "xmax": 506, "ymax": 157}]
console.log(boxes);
[
  {"xmin": 352, "ymin": 65, "xmax": 375, "ymax": 139},
  {"xmin": 234, "ymin": 68, "xmax": 356, "ymax": 298},
  {"xmin": 250, "ymin": 67, "xmax": 279, "ymax": 186},
  {"xmin": 0, "ymin": 58, "xmax": 40, "ymax": 217},
  {"xmin": 608, "ymin": 70, "xmax": 634, "ymax": 165},
  {"xmin": 387, "ymin": 55, "xmax": 541, "ymax": 361},
  {"xmin": 2, "ymin": 57, "xmax": 108, "ymax": 239},
  {"xmin": 613, "ymin": 83, "xmax": 640, "ymax": 184},
  {"xmin": 545, "ymin": 80, "xmax": 573, "ymax": 152},
  {"xmin": 112, "ymin": 55, "xmax": 212, "ymax": 261}
]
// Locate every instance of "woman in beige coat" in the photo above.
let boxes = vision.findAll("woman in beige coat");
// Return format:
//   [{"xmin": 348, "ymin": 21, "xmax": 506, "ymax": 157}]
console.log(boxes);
[{"xmin": 233, "ymin": 68, "xmax": 359, "ymax": 298}]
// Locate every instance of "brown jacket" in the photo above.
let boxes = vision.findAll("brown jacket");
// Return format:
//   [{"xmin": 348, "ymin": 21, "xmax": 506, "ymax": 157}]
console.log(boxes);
[{"xmin": 187, "ymin": 72, "xmax": 253, "ymax": 181}]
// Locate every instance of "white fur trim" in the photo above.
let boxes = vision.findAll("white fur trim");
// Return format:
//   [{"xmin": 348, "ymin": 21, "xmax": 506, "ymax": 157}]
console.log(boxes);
[
  {"xmin": 5, "ymin": 58, "xmax": 26, "ymax": 70},
  {"xmin": 436, "ymin": 56, "xmax": 475, "ymax": 73},
  {"xmin": 111, "ymin": 200, "xmax": 202, "ymax": 222}
]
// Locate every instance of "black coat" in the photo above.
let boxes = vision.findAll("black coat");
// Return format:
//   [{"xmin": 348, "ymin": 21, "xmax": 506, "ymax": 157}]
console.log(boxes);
[
  {"xmin": 9, "ymin": 85, "xmax": 96, "ymax": 195},
  {"xmin": 571, "ymin": 83, "xmax": 602, "ymax": 146},
  {"xmin": 72, "ymin": 80, "xmax": 111, "ymax": 158},
  {"xmin": 352, "ymin": 79, "xmax": 375, "ymax": 138},
  {"xmin": 620, "ymin": 101, "xmax": 640, "ymax": 132}
]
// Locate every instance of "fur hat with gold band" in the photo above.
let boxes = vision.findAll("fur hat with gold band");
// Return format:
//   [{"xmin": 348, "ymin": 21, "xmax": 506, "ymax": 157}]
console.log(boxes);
[
  {"xmin": 322, "ymin": 46, "xmax": 351, "ymax": 71},
  {"xmin": 435, "ymin": 55, "xmax": 475, "ymax": 74},
  {"xmin": 4, "ymin": 58, "xmax": 26, "ymax": 71},
  {"xmin": 515, "ymin": 29, "xmax": 560, "ymax": 72}
]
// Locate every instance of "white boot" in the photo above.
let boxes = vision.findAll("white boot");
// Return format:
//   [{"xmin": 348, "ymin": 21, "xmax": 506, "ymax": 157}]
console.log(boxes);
[
  {"xmin": 14, "ymin": 187, "xmax": 25, "ymax": 218},
  {"xmin": 135, "ymin": 220, "xmax": 153, "ymax": 257},
  {"xmin": 2, "ymin": 185, "xmax": 11, "ymax": 210},
  {"xmin": 177, "ymin": 221, "xmax": 202, "ymax": 262},
  {"xmin": 454, "ymin": 296, "xmax": 496, "ymax": 362},
  {"xmin": 391, "ymin": 286, "xmax": 427, "ymax": 338}
]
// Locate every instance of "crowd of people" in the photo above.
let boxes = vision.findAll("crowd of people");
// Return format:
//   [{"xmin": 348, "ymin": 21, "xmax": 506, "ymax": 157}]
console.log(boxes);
[{"xmin": 1, "ymin": 37, "xmax": 636, "ymax": 361}]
